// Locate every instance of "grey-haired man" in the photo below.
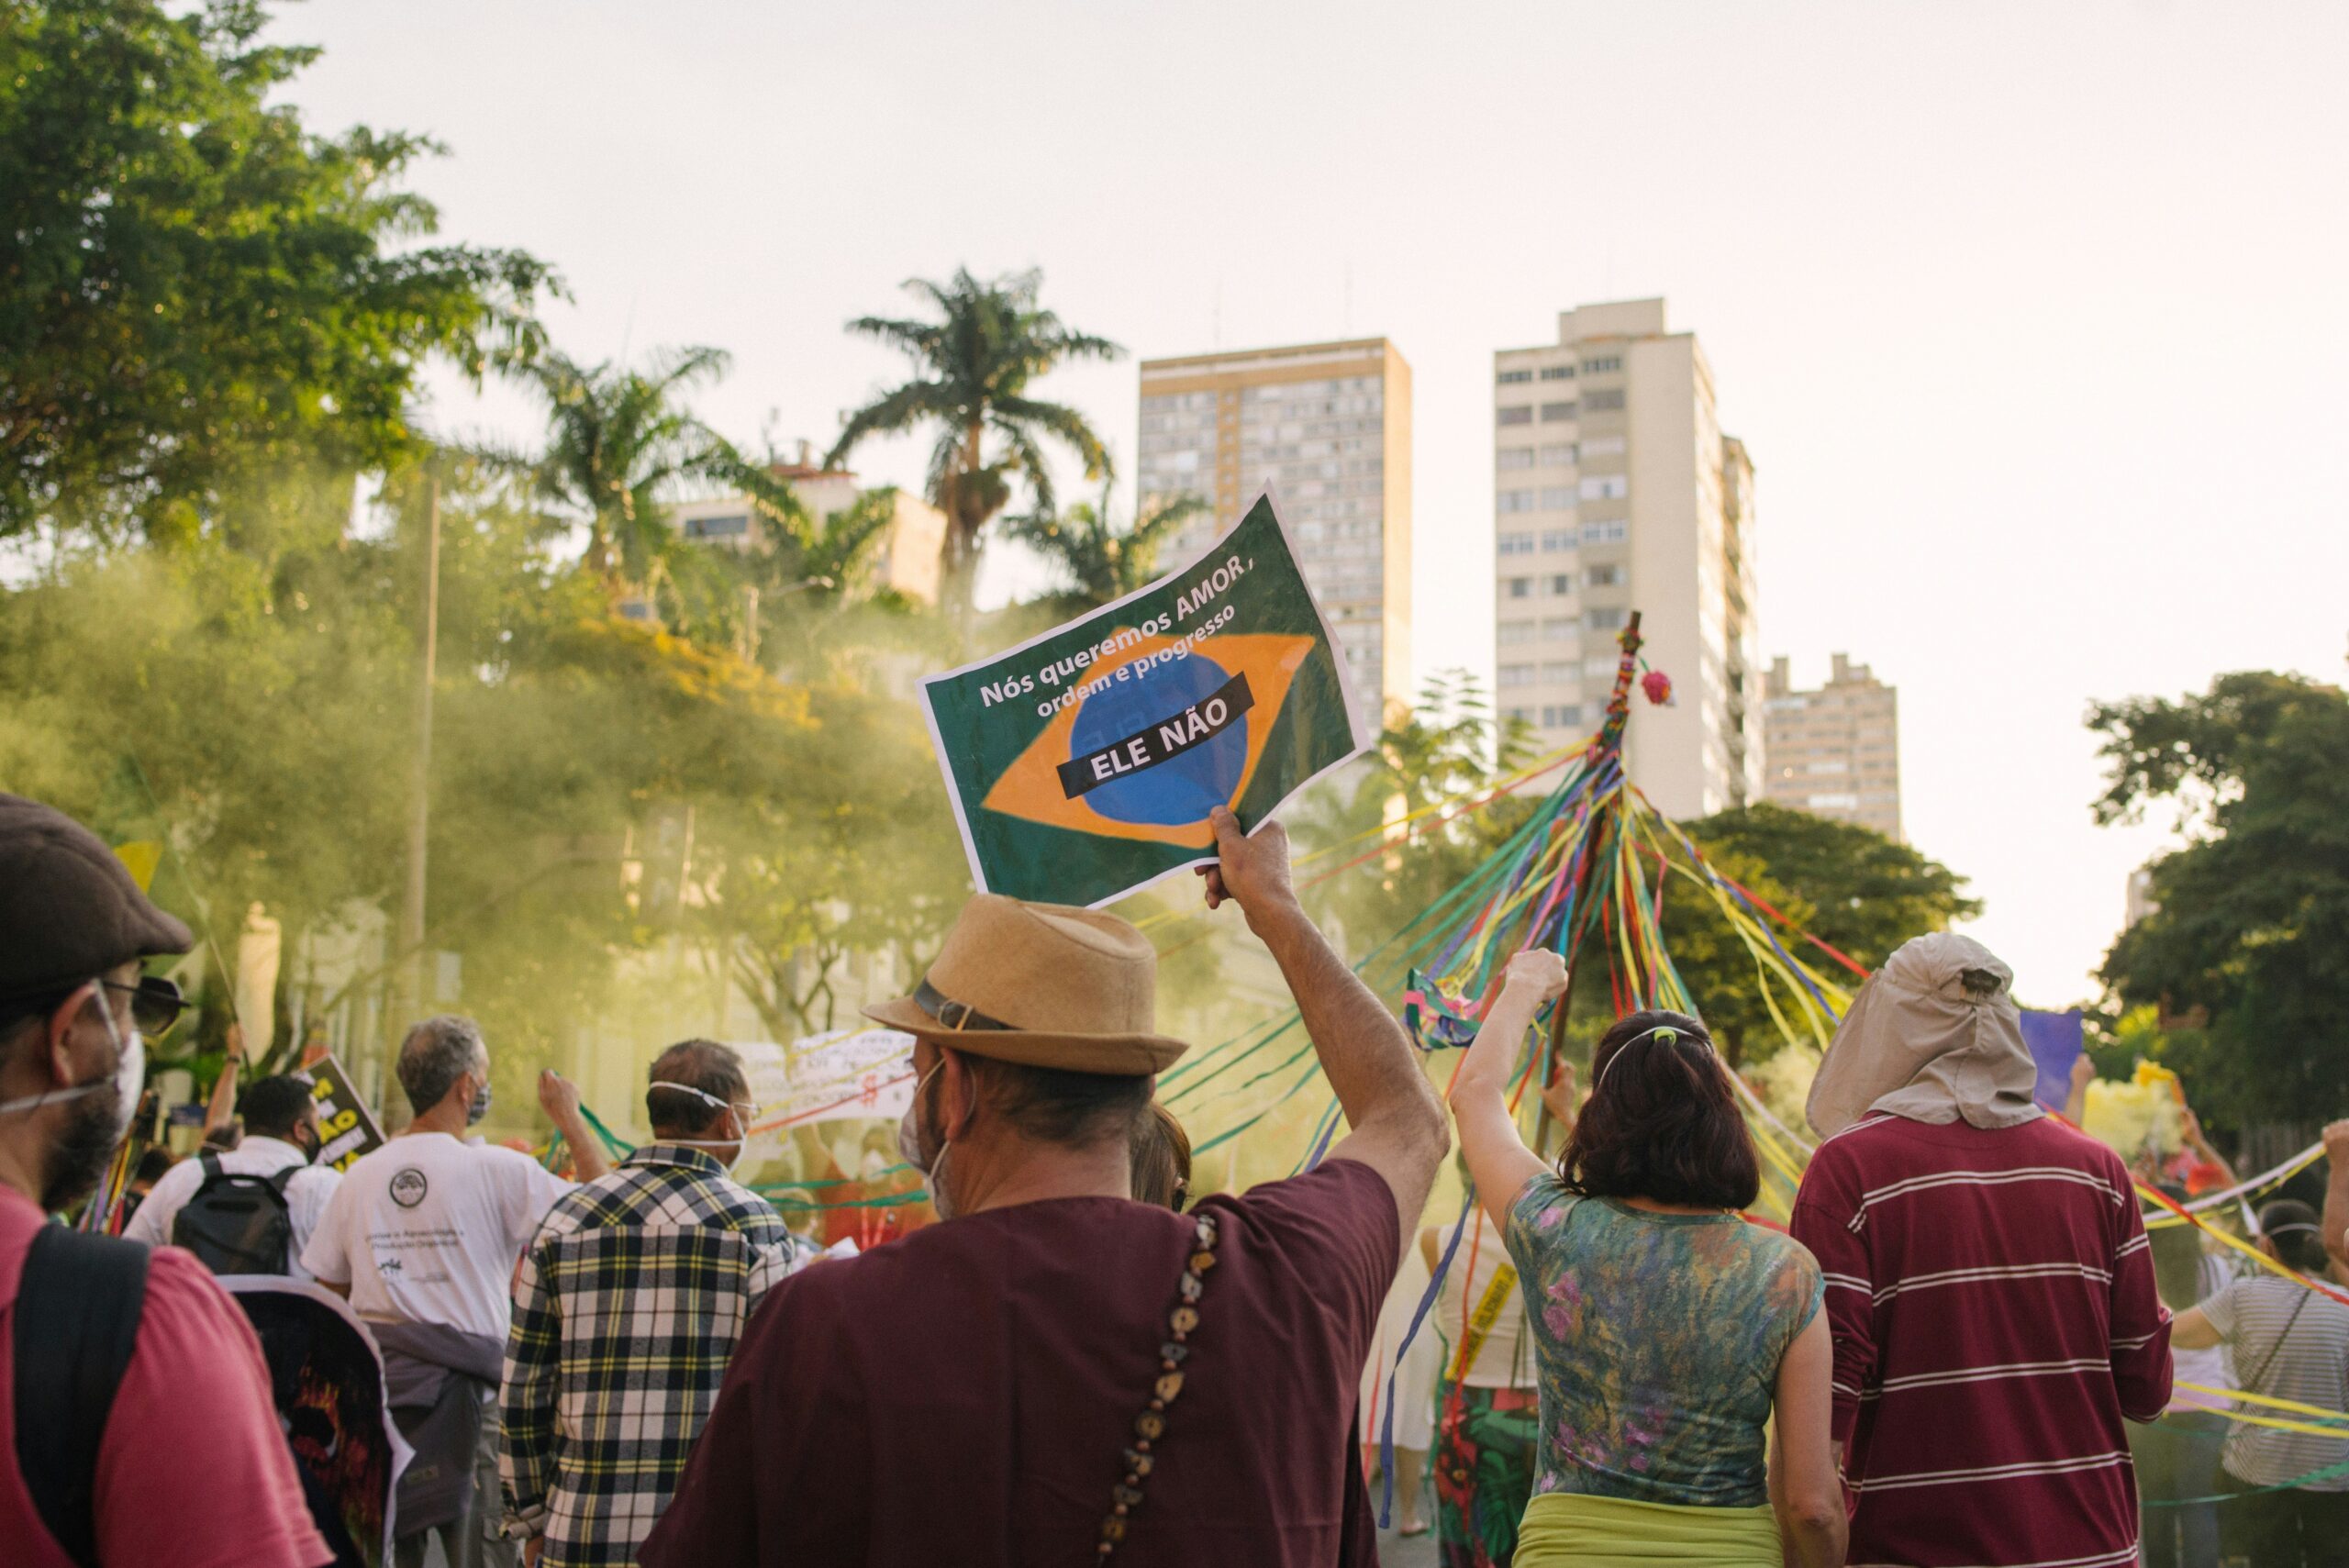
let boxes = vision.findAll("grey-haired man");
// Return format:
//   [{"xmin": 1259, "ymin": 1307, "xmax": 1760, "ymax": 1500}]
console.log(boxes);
[{"xmin": 302, "ymin": 1017, "xmax": 608, "ymax": 1568}]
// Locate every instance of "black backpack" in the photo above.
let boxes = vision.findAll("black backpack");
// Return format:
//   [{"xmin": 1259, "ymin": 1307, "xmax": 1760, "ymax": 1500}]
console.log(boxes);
[
  {"xmin": 14, "ymin": 1224, "xmax": 149, "ymax": 1568},
  {"xmin": 171, "ymin": 1153, "xmax": 298, "ymax": 1275}
]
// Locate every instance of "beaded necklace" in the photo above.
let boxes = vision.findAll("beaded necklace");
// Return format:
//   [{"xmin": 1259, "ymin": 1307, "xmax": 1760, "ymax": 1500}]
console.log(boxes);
[{"xmin": 1096, "ymin": 1209, "xmax": 1220, "ymax": 1556}]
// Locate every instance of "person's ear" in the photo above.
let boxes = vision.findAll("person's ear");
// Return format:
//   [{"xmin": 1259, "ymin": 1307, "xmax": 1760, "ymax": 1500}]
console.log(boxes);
[
  {"xmin": 940, "ymin": 1049, "xmax": 980, "ymax": 1141},
  {"xmin": 41, "ymin": 982, "xmax": 103, "ymax": 1086}
]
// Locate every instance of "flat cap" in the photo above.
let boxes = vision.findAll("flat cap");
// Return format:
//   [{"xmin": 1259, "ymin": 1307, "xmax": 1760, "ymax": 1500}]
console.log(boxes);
[{"xmin": 0, "ymin": 794, "xmax": 191, "ymax": 999}]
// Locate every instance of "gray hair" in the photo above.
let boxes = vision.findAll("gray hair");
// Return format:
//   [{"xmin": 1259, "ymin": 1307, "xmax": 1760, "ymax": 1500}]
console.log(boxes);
[
  {"xmin": 646, "ymin": 1039, "xmax": 749, "ymax": 1138},
  {"xmin": 397, "ymin": 1015, "xmax": 487, "ymax": 1115}
]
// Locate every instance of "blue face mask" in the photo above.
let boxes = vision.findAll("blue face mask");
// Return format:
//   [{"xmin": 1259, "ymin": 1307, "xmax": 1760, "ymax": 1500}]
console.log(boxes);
[{"xmin": 466, "ymin": 1081, "xmax": 492, "ymax": 1126}]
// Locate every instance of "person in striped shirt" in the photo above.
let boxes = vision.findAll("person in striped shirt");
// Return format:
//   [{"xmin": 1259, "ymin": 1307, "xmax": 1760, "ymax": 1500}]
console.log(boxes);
[
  {"xmin": 1790, "ymin": 932, "xmax": 2173, "ymax": 1568},
  {"xmin": 2170, "ymin": 1198, "xmax": 2349, "ymax": 1566}
]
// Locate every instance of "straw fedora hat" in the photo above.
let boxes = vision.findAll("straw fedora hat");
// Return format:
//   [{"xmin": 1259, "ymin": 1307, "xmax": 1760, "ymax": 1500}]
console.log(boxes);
[{"xmin": 863, "ymin": 895, "xmax": 1187, "ymax": 1076}]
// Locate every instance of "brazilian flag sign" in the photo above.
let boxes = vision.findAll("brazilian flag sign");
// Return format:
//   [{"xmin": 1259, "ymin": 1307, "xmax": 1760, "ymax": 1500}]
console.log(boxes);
[{"xmin": 922, "ymin": 492, "xmax": 1369, "ymax": 908}]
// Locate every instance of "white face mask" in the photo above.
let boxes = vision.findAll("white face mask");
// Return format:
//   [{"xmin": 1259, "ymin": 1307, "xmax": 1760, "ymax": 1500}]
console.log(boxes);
[
  {"xmin": 0, "ymin": 981, "xmax": 142, "ymax": 1140},
  {"xmin": 649, "ymin": 1080, "xmax": 758, "ymax": 1175},
  {"xmin": 896, "ymin": 1062, "xmax": 956, "ymax": 1220}
]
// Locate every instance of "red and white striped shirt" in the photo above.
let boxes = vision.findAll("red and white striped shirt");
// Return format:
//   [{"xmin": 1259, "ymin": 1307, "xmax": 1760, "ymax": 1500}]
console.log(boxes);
[{"xmin": 1789, "ymin": 1114, "xmax": 2172, "ymax": 1568}]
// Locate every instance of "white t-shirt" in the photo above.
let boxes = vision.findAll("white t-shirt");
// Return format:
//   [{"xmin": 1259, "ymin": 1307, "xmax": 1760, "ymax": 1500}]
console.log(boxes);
[
  {"xmin": 300, "ymin": 1131, "xmax": 571, "ymax": 1342},
  {"xmin": 123, "ymin": 1136, "xmax": 342, "ymax": 1282},
  {"xmin": 1435, "ymin": 1211, "xmax": 1534, "ymax": 1389}
]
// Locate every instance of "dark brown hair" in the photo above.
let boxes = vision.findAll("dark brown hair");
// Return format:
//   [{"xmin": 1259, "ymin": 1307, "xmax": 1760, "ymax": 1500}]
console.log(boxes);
[
  {"xmin": 1560, "ymin": 1008, "xmax": 1758, "ymax": 1210},
  {"xmin": 2258, "ymin": 1198, "xmax": 2330, "ymax": 1273}
]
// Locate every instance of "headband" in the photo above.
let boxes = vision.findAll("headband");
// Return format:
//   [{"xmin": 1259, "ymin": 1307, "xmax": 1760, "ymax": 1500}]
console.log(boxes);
[
  {"xmin": 2263, "ymin": 1222, "xmax": 2321, "ymax": 1238},
  {"xmin": 1593, "ymin": 1022, "xmax": 1712, "ymax": 1090}
]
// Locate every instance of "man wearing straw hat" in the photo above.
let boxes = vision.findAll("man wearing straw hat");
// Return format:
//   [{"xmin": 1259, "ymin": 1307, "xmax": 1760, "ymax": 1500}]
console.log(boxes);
[
  {"xmin": 1790, "ymin": 931, "xmax": 2172, "ymax": 1568},
  {"xmin": 643, "ymin": 806, "xmax": 1450, "ymax": 1567}
]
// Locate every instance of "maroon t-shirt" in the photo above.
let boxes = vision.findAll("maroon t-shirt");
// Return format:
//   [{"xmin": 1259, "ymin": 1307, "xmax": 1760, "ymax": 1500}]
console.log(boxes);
[{"xmin": 642, "ymin": 1157, "xmax": 1401, "ymax": 1567}]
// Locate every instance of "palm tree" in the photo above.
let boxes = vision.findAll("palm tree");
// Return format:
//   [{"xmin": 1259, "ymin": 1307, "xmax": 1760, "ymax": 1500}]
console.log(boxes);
[
  {"xmin": 1002, "ymin": 485, "xmax": 1209, "ymax": 612},
  {"xmin": 825, "ymin": 268, "xmax": 1122, "ymax": 616},
  {"xmin": 517, "ymin": 346, "xmax": 793, "ymax": 606}
]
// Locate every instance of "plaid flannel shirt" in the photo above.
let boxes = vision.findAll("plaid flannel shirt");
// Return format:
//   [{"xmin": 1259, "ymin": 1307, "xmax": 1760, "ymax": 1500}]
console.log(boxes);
[{"xmin": 500, "ymin": 1145, "xmax": 812, "ymax": 1567}]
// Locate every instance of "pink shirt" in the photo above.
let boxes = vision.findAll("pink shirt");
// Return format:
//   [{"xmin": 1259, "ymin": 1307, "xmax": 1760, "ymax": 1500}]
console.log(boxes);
[{"xmin": 0, "ymin": 1184, "xmax": 330, "ymax": 1568}]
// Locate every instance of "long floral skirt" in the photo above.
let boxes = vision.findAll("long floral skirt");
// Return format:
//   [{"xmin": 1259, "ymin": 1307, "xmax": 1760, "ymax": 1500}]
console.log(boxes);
[{"xmin": 1433, "ymin": 1381, "xmax": 1541, "ymax": 1568}]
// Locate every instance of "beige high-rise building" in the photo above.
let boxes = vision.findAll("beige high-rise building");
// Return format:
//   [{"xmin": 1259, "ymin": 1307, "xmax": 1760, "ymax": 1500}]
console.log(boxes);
[
  {"xmin": 1492, "ymin": 299, "xmax": 1760, "ymax": 819},
  {"xmin": 1762, "ymin": 653, "xmax": 1902, "ymax": 839},
  {"xmin": 1136, "ymin": 339, "xmax": 1412, "ymax": 731}
]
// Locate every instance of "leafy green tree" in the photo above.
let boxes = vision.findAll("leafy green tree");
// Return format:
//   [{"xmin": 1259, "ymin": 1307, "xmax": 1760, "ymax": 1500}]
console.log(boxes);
[
  {"xmin": 1295, "ymin": 671, "xmax": 1538, "ymax": 958},
  {"xmin": 1664, "ymin": 805, "xmax": 1979, "ymax": 1063},
  {"xmin": 1685, "ymin": 803, "xmax": 1983, "ymax": 971},
  {"xmin": 513, "ymin": 346, "xmax": 785, "ymax": 607},
  {"xmin": 0, "ymin": 0, "xmax": 557, "ymax": 542},
  {"xmin": 824, "ymin": 268, "xmax": 1121, "ymax": 616},
  {"xmin": 1002, "ymin": 486, "xmax": 1208, "ymax": 613},
  {"xmin": 2093, "ymin": 672, "xmax": 2349, "ymax": 1125}
]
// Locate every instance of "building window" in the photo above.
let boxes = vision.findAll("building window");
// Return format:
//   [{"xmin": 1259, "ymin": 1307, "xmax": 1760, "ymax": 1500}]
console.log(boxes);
[
  {"xmin": 1586, "ymin": 607, "xmax": 1628, "ymax": 631},
  {"xmin": 1541, "ymin": 617, "xmax": 1577, "ymax": 641},
  {"xmin": 1497, "ymin": 368, "xmax": 1533, "ymax": 384},
  {"xmin": 1581, "ymin": 356, "xmax": 1622, "ymax": 374},
  {"xmin": 1497, "ymin": 448, "xmax": 1538, "ymax": 471},
  {"xmin": 1586, "ymin": 563, "xmax": 1626, "ymax": 587},
  {"xmin": 1539, "ymin": 528, "xmax": 1575, "ymax": 552},
  {"xmin": 1497, "ymin": 530, "xmax": 1536, "ymax": 556},
  {"xmin": 1497, "ymin": 489, "xmax": 1537, "ymax": 513},
  {"xmin": 1506, "ymin": 577, "xmax": 1531, "ymax": 599},
  {"xmin": 1498, "ymin": 619, "xmax": 1537, "ymax": 645},
  {"xmin": 1538, "ymin": 443, "xmax": 1577, "ymax": 466},
  {"xmin": 1539, "ymin": 486, "xmax": 1575, "ymax": 510},
  {"xmin": 1542, "ymin": 703, "xmax": 1584, "ymax": 727},
  {"xmin": 1539, "ymin": 365, "xmax": 1575, "ymax": 381},
  {"xmin": 1549, "ymin": 573, "xmax": 1574, "ymax": 595},
  {"xmin": 1498, "ymin": 663, "xmax": 1536, "ymax": 688},
  {"xmin": 1497, "ymin": 406, "xmax": 1533, "ymax": 427},
  {"xmin": 1504, "ymin": 705, "xmax": 1535, "ymax": 725},
  {"xmin": 1540, "ymin": 401, "xmax": 1577, "ymax": 423},
  {"xmin": 1580, "ymin": 474, "xmax": 1628, "ymax": 501},
  {"xmin": 1540, "ymin": 662, "xmax": 1575, "ymax": 684},
  {"xmin": 1583, "ymin": 388, "xmax": 1626, "ymax": 413},
  {"xmin": 1581, "ymin": 435, "xmax": 1625, "ymax": 457},
  {"xmin": 685, "ymin": 513, "xmax": 750, "ymax": 539}
]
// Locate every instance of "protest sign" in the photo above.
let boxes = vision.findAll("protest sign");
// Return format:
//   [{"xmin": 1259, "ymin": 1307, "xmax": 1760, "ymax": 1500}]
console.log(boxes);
[
  {"xmin": 922, "ymin": 491, "xmax": 1368, "ymax": 908},
  {"xmin": 2021, "ymin": 1006, "xmax": 2086, "ymax": 1111},
  {"xmin": 306, "ymin": 1052, "xmax": 387, "ymax": 1172},
  {"xmin": 785, "ymin": 1028, "xmax": 916, "ymax": 1125}
]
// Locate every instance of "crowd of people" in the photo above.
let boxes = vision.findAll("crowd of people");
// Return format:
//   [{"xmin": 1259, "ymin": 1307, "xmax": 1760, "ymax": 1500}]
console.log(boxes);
[{"xmin": 6, "ymin": 788, "xmax": 2349, "ymax": 1567}]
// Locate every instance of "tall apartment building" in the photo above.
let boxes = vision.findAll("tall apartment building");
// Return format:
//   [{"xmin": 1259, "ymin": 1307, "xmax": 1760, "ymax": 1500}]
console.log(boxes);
[
  {"xmin": 1136, "ymin": 339, "xmax": 1412, "ymax": 731},
  {"xmin": 1762, "ymin": 653, "xmax": 1902, "ymax": 839},
  {"xmin": 1492, "ymin": 299, "xmax": 1760, "ymax": 819}
]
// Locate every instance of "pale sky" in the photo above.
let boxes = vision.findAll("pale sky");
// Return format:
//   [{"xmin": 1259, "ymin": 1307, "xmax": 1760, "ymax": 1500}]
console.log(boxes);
[{"xmin": 274, "ymin": 0, "xmax": 2349, "ymax": 1005}]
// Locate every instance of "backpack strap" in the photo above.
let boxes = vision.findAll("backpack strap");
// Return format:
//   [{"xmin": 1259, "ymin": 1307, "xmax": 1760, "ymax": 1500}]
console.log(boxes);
[
  {"xmin": 14, "ymin": 1224, "xmax": 150, "ymax": 1568},
  {"xmin": 265, "ymin": 1162, "xmax": 300, "ymax": 1195},
  {"xmin": 197, "ymin": 1151, "xmax": 223, "ymax": 1184}
]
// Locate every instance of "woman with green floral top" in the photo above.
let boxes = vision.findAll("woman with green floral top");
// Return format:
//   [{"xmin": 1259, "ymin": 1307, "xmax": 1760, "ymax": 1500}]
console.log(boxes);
[{"xmin": 1446, "ymin": 949, "xmax": 1846, "ymax": 1567}]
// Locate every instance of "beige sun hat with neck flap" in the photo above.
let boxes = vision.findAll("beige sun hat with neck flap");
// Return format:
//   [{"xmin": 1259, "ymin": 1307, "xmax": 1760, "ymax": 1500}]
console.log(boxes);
[{"xmin": 863, "ymin": 894, "xmax": 1188, "ymax": 1076}]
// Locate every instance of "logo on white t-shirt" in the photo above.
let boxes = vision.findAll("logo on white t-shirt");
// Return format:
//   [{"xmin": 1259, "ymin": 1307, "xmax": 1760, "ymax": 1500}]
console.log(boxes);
[{"xmin": 389, "ymin": 1168, "xmax": 429, "ymax": 1209}]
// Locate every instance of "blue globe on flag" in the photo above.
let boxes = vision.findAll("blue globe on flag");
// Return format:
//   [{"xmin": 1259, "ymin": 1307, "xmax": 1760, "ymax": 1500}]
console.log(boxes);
[{"xmin": 1068, "ymin": 654, "xmax": 1249, "ymax": 826}]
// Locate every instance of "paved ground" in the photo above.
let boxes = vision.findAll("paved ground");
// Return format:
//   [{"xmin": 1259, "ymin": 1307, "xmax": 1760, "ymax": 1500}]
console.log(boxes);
[{"xmin": 1374, "ymin": 1520, "xmax": 1441, "ymax": 1567}]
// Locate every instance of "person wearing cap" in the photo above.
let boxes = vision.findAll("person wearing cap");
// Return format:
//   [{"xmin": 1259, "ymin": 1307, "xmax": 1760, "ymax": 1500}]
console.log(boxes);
[
  {"xmin": 300, "ymin": 1015, "xmax": 609, "ymax": 1568},
  {"xmin": 0, "ymin": 793, "xmax": 330, "ymax": 1568},
  {"xmin": 1788, "ymin": 931, "xmax": 2173, "ymax": 1568},
  {"xmin": 500, "ymin": 1039, "xmax": 815, "ymax": 1568},
  {"xmin": 642, "ymin": 805, "xmax": 1450, "ymax": 1567}
]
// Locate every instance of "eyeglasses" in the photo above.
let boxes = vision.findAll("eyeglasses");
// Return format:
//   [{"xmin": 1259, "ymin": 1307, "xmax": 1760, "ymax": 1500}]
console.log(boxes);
[{"xmin": 101, "ymin": 976, "xmax": 190, "ymax": 1039}]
